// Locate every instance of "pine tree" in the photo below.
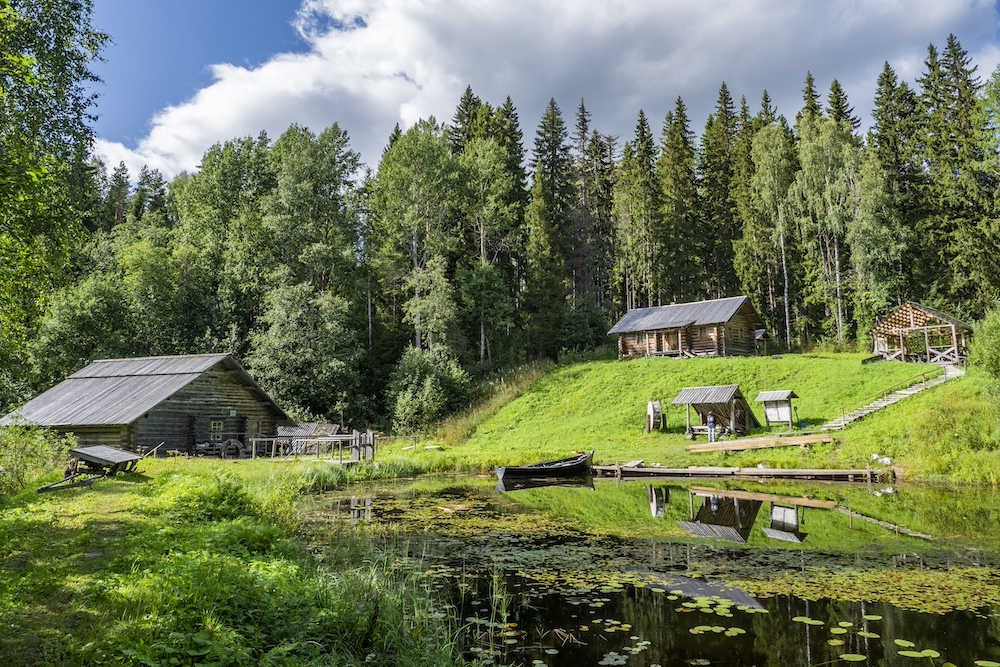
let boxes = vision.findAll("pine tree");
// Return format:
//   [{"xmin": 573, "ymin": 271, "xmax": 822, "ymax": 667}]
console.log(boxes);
[
  {"xmin": 917, "ymin": 35, "xmax": 988, "ymax": 307},
  {"xmin": 658, "ymin": 97, "xmax": 701, "ymax": 302},
  {"xmin": 612, "ymin": 111, "xmax": 660, "ymax": 310},
  {"xmin": 450, "ymin": 85, "xmax": 488, "ymax": 155},
  {"xmin": 522, "ymin": 175, "xmax": 565, "ymax": 359},
  {"xmin": 826, "ymin": 79, "xmax": 860, "ymax": 131},
  {"xmin": 531, "ymin": 98, "xmax": 575, "ymax": 223},
  {"xmin": 867, "ymin": 61, "xmax": 921, "ymax": 299},
  {"xmin": 698, "ymin": 82, "xmax": 740, "ymax": 298},
  {"xmin": 799, "ymin": 71, "xmax": 822, "ymax": 122}
]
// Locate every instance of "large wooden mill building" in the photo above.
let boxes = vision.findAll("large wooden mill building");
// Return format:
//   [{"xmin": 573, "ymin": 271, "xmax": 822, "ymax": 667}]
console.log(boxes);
[
  {"xmin": 0, "ymin": 353, "xmax": 292, "ymax": 453},
  {"xmin": 609, "ymin": 296, "xmax": 766, "ymax": 359}
]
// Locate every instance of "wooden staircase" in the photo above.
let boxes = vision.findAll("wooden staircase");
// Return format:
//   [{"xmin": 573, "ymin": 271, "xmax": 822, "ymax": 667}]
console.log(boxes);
[{"xmin": 819, "ymin": 364, "xmax": 965, "ymax": 431}]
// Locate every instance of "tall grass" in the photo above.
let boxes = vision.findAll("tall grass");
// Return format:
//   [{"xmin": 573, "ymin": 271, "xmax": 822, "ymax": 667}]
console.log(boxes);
[
  {"xmin": 435, "ymin": 361, "xmax": 551, "ymax": 447},
  {"xmin": 0, "ymin": 459, "xmax": 470, "ymax": 666}
]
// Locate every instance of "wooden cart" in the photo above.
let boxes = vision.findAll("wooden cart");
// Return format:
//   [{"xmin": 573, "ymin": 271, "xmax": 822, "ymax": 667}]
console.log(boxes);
[{"xmin": 38, "ymin": 445, "xmax": 142, "ymax": 493}]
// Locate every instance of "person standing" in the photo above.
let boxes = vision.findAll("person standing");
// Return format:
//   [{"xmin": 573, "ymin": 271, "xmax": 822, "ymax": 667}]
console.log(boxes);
[{"xmin": 707, "ymin": 412, "xmax": 717, "ymax": 442}]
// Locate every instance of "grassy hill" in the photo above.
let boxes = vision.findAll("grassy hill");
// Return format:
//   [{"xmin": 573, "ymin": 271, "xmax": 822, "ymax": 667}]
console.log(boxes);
[{"xmin": 377, "ymin": 352, "xmax": 1000, "ymax": 484}]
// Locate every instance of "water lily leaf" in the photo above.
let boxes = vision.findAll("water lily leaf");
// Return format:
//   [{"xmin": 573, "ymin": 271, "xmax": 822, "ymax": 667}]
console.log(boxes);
[
  {"xmin": 975, "ymin": 662, "xmax": 1000, "ymax": 667},
  {"xmin": 838, "ymin": 621, "xmax": 854, "ymax": 627},
  {"xmin": 857, "ymin": 632, "xmax": 880, "ymax": 639},
  {"xmin": 840, "ymin": 654, "xmax": 867, "ymax": 662},
  {"xmin": 545, "ymin": 648, "xmax": 559, "ymax": 655},
  {"xmin": 831, "ymin": 628, "xmax": 848, "ymax": 635},
  {"xmin": 899, "ymin": 651, "xmax": 926, "ymax": 658},
  {"xmin": 862, "ymin": 615, "xmax": 882, "ymax": 621},
  {"xmin": 920, "ymin": 650, "xmax": 940, "ymax": 659},
  {"xmin": 829, "ymin": 639, "xmax": 845, "ymax": 646},
  {"xmin": 895, "ymin": 640, "xmax": 916, "ymax": 648}
]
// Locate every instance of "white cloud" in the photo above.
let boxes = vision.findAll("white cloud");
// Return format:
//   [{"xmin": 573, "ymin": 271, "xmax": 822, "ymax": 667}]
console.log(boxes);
[{"xmin": 96, "ymin": 0, "xmax": 1000, "ymax": 179}]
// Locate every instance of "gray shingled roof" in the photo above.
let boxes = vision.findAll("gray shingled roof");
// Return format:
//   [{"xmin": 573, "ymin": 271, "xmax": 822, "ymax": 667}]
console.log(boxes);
[
  {"xmin": 673, "ymin": 385, "xmax": 744, "ymax": 405},
  {"xmin": 608, "ymin": 296, "xmax": 759, "ymax": 335},
  {"xmin": 755, "ymin": 390, "xmax": 798, "ymax": 402},
  {"xmin": 0, "ymin": 353, "xmax": 289, "ymax": 427}
]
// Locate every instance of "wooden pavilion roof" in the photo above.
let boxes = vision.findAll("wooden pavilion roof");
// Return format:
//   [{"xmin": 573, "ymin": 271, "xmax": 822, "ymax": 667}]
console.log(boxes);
[{"xmin": 870, "ymin": 302, "xmax": 972, "ymax": 337}]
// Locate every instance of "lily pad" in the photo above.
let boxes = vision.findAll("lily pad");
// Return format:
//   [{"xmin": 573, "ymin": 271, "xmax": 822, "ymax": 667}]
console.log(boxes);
[
  {"xmin": 829, "ymin": 639, "xmax": 845, "ymax": 646},
  {"xmin": 831, "ymin": 628, "xmax": 848, "ymax": 635},
  {"xmin": 858, "ymin": 632, "xmax": 880, "ymax": 639},
  {"xmin": 862, "ymin": 615, "xmax": 882, "ymax": 621},
  {"xmin": 840, "ymin": 654, "xmax": 867, "ymax": 662},
  {"xmin": 899, "ymin": 651, "xmax": 926, "ymax": 658},
  {"xmin": 895, "ymin": 640, "xmax": 916, "ymax": 648},
  {"xmin": 920, "ymin": 650, "xmax": 940, "ymax": 659},
  {"xmin": 975, "ymin": 662, "xmax": 1000, "ymax": 667}
]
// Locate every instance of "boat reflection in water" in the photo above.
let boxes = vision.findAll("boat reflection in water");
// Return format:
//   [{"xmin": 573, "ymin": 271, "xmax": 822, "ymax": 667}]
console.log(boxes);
[{"xmin": 495, "ymin": 475, "xmax": 594, "ymax": 493}]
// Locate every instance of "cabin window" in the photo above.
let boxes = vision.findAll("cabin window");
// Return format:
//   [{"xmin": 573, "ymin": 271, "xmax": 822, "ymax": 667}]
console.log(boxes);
[{"xmin": 210, "ymin": 420, "xmax": 224, "ymax": 441}]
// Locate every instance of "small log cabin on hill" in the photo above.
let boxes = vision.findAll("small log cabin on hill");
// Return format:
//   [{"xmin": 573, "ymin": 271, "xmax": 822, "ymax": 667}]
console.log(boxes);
[
  {"xmin": 870, "ymin": 302, "xmax": 972, "ymax": 365},
  {"xmin": 0, "ymin": 353, "xmax": 292, "ymax": 453},
  {"xmin": 609, "ymin": 296, "xmax": 766, "ymax": 359}
]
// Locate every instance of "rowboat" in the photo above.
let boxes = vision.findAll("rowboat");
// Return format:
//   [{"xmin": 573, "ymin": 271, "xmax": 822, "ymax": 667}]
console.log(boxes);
[{"xmin": 495, "ymin": 451, "xmax": 594, "ymax": 482}]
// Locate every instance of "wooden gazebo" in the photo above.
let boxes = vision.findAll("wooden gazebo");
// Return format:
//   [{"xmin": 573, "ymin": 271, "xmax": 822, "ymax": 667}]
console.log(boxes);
[
  {"xmin": 870, "ymin": 302, "xmax": 972, "ymax": 365},
  {"xmin": 672, "ymin": 385, "xmax": 760, "ymax": 437}
]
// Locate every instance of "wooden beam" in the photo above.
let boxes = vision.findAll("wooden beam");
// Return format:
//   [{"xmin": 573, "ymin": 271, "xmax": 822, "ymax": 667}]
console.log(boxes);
[
  {"xmin": 689, "ymin": 486, "xmax": 837, "ymax": 509},
  {"xmin": 687, "ymin": 433, "xmax": 834, "ymax": 453}
]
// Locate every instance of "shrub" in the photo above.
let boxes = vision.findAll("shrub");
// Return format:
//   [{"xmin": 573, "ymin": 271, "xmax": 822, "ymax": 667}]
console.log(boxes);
[
  {"xmin": 388, "ymin": 346, "xmax": 470, "ymax": 432},
  {"xmin": 0, "ymin": 425, "xmax": 72, "ymax": 497},
  {"xmin": 970, "ymin": 305, "xmax": 1000, "ymax": 385}
]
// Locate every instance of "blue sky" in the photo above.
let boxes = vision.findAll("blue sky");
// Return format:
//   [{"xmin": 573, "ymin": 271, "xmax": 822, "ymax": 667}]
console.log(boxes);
[
  {"xmin": 89, "ymin": 0, "xmax": 1000, "ymax": 179},
  {"xmin": 91, "ymin": 0, "xmax": 306, "ymax": 145}
]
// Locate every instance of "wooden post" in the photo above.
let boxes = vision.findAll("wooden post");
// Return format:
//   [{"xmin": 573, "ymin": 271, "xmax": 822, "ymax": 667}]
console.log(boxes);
[
  {"xmin": 685, "ymin": 404, "xmax": 691, "ymax": 433},
  {"xmin": 924, "ymin": 328, "xmax": 930, "ymax": 363}
]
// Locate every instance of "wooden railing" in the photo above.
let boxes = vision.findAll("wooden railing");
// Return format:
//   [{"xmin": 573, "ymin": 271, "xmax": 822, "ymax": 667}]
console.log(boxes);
[{"xmin": 835, "ymin": 370, "xmax": 939, "ymax": 425}]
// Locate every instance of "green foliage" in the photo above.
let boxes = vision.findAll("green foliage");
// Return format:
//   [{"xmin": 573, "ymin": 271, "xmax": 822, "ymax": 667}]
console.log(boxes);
[
  {"xmin": 0, "ymin": 426, "xmax": 71, "ymax": 497},
  {"xmin": 0, "ymin": 459, "xmax": 464, "ymax": 666},
  {"xmin": 970, "ymin": 306, "xmax": 1000, "ymax": 383},
  {"xmin": 389, "ymin": 346, "xmax": 471, "ymax": 431}
]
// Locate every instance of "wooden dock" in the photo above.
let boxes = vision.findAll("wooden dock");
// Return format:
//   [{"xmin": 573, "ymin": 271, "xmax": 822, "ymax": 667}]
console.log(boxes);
[
  {"xmin": 592, "ymin": 464, "xmax": 891, "ymax": 483},
  {"xmin": 686, "ymin": 432, "xmax": 834, "ymax": 454}
]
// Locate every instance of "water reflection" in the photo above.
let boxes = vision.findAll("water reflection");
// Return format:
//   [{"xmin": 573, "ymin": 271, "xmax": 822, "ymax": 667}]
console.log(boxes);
[
  {"xmin": 310, "ymin": 477, "xmax": 1000, "ymax": 667},
  {"xmin": 495, "ymin": 475, "xmax": 594, "ymax": 493},
  {"xmin": 670, "ymin": 486, "xmax": 838, "ymax": 544}
]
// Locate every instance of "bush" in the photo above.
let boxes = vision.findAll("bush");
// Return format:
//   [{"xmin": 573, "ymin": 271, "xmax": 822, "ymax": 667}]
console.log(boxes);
[
  {"xmin": 0, "ymin": 425, "xmax": 72, "ymax": 497},
  {"xmin": 388, "ymin": 346, "xmax": 471, "ymax": 432},
  {"xmin": 970, "ymin": 305, "xmax": 1000, "ymax": 385}
]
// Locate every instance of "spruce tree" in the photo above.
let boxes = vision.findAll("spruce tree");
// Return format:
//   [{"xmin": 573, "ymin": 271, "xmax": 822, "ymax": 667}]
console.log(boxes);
[
  {"xmin": 826, "ymin": 79, "xmax": 861, "ymax": 131},
  {"xmin": 658, "ymin": 97, "xmax": 701, "ymax": 302},
  {"xmin": 522, "ymin": 175, "xmax": 565, "ymax": 359},
  {"xmin": 799, "ymin": 72, "xmax": 822, "ymax": 122},
  {"xmin": 698, "ymin": 82, "xmax": 740, "ymax": 298}
]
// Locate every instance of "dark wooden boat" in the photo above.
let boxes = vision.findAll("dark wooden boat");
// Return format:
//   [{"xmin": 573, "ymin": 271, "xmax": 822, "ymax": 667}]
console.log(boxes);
[{"xmin": 495, "ymin": 451, "xmax": 594, "ymax": 482}]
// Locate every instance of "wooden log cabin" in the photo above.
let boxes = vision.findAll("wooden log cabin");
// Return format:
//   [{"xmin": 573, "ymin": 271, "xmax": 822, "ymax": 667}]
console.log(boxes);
[
  {"xmin": 609, "ymin": 296, "xmax": 766, "ymax": 359},
  {"xmin": 870, "ymin": 302, "xmax": 972, "ymax": 365},
  {"xmin": 0, "ymin": 353, "xmax": 293, "ymax": 453}
]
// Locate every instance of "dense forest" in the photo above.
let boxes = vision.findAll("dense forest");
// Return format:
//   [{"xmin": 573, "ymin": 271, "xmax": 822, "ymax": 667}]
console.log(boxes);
[{"xmin": 4, "ymin": 1, "xmax": 1000, "ymax": 430}]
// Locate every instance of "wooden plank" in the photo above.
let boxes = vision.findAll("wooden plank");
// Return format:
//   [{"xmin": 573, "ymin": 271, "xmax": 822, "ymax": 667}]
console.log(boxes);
[
  {"xmin": 687, "ymin": 433, "xmax": 834, "ymax": 453},
  {"xmin": 688, "ymin": 486, "xmax": 837, "ymax": 509},
  {"xmin": 592, "ymin": 465, "xmax": 890, "ymax": 482}
]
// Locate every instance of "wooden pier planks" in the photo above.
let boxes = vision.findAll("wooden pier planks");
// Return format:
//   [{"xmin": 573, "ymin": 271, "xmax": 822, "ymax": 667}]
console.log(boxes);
[
  {"xmin": 686, "ymin": 433, "xmax": 834, "ymax": 453},
  {"xmin": 592, "ymin": 464, "xmax": 890, "ymax": 483}
]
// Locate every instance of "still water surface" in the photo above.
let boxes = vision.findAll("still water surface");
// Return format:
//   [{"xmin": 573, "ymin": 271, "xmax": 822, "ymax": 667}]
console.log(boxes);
[{"xmin": 311, "ymin": 476, "xmax": 1000, "ymax": 666}]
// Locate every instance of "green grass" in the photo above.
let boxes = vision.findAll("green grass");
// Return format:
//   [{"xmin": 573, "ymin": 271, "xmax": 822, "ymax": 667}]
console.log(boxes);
[
  {"xmin": 0, "ymin": 459, "xmax": 466, "ymax": 667},
  {"xmin": 377, "ymin": 353, "xmax": 948, "ymax": 473}
]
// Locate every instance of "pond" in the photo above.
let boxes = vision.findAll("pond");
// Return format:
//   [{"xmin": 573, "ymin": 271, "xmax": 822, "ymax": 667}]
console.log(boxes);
[{"xmin": 306, "ymin": 476, "xmax": 1000, "ymax": 667}]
